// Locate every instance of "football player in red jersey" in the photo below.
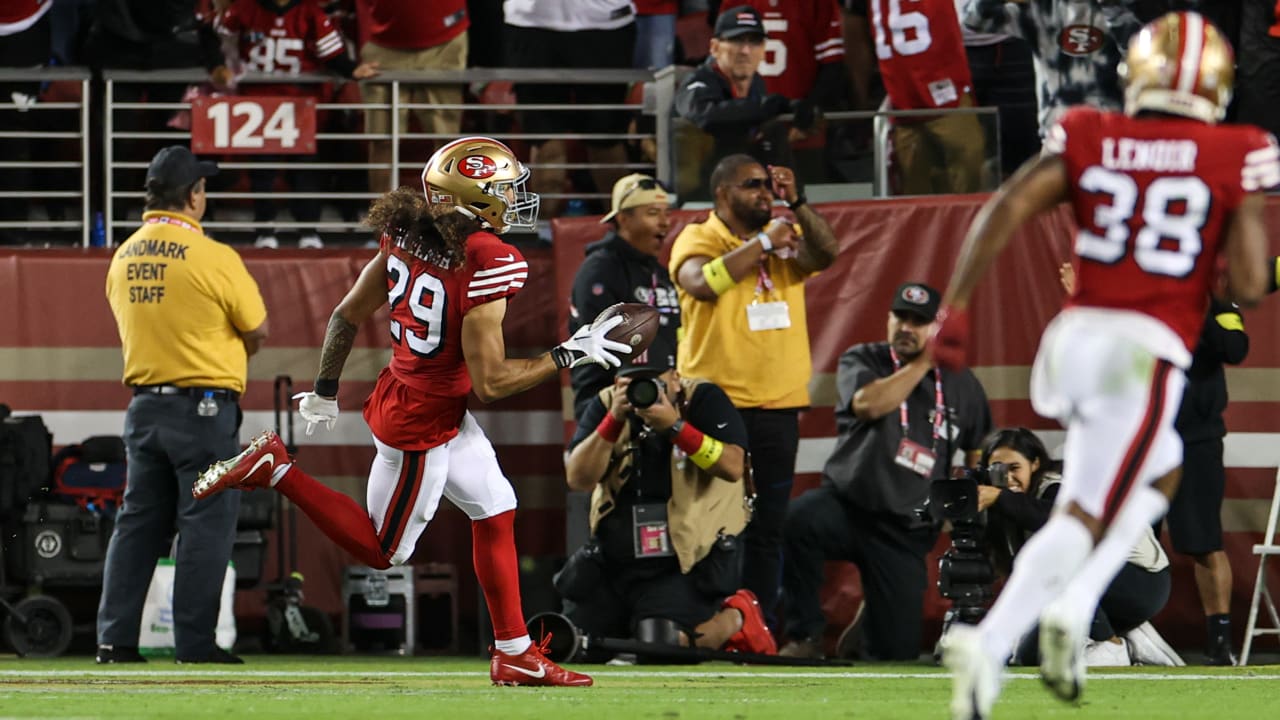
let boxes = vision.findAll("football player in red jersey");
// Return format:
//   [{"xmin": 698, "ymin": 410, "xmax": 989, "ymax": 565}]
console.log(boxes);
[
  {"xmin": 930, "ymin": 12, "xmax": 1277, "ymax": 719},
  {"xmin": 194, "ymin": 137, "xmax": 631, "ymax": 686}
]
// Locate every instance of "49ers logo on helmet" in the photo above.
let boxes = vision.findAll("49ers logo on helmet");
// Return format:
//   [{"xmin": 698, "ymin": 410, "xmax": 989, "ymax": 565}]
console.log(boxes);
[
  {"xmin": 459, "ymin": 154, "xmax": 497, "ymax": 179},
  {"xmin": 1059, "ymin": 25, "xmax": 1104, "ymax": 56}
]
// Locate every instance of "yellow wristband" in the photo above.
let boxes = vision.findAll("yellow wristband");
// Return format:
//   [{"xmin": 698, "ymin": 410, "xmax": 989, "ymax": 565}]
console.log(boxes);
[
  {"xmin": 1215, "ymin": 312, "xmax": 1243, "ymax": 331},
  {"xmin": 1273, "ymin": 256, "xmax": 1280, "ymax": 291},
  {"xmin": 701, "ymin": 257, "xmax": 735, "ymax": 296},
  {"xmin": 689, "ymin": 435, "xmax": 724, "ymax": 470}
]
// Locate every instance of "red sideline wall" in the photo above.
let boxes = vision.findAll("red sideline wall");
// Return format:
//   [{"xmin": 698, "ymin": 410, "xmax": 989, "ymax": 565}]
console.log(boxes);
[
  {"xmin": 2, "ymin": 194, "xmax": 1279, "ymax": 653},
  {"xmin": 551, "ymin": 194, "xmax": 1280, "ymax": 652}
]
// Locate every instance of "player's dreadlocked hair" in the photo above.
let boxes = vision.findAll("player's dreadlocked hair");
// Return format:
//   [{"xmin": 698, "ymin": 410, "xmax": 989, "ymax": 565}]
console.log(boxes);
[{"xmin": 364, "ymin": 186, "xmax": 477, "ymax": 268}]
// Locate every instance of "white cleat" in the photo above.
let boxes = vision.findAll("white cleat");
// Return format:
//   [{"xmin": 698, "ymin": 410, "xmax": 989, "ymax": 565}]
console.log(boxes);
[
  {"xmin": 942, "ymin": 624, "xmax": 1001, "ymax": 720},
  {"xmin": 1040, "ymin": 602, "xmax": 1087, "ymax": 702}
]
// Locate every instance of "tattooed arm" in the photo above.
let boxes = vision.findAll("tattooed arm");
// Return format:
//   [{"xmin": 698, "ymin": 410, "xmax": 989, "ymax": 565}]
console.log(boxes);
[{"xmin": 314, "ymin": 250, "xmax": 388, "ymax": 396}]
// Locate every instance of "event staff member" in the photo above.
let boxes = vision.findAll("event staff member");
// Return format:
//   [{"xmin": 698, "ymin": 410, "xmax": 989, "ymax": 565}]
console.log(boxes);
[
  {"xmin": 98, "ymin": 146, "xmax": 268, "ymax": 664},
  {"xmin": 568, "ymin": 174, "xmax": 681, "ymax": 423},
  {"xmin": 669, "ymin": 154, "xmax": 837, "ymax": 623}
]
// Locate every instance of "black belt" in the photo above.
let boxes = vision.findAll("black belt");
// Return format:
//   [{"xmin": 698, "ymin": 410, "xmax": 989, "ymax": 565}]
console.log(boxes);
[{"xmin": 132, "ymin": 385, "xmax": 240, "ymax": 401}]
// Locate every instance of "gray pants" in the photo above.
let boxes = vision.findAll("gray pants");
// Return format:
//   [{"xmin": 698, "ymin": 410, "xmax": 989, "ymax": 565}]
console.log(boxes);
[{"xmin": 96, "ymin": 393, "xmax": 241, "ymax": 657}]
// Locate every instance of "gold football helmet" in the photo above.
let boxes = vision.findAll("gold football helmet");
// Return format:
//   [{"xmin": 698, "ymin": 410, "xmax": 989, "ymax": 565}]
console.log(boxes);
[
  {"xmin": 421, "ymin": 136, "xmax": 539, "ymax": 233},
  {"xmin": 1120, "ymin": 11, "xmax": 1234, "ymax": 124}
]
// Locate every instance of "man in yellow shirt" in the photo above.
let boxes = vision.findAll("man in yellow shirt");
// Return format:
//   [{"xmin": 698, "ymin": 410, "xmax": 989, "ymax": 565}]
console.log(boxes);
[
  {"xmin": 98, "ymin": 146, "xmax": 268, "ymax": 665},
  {"xmin": 668, "ymin": 154, "xmax": 837, "ymax": 624}
]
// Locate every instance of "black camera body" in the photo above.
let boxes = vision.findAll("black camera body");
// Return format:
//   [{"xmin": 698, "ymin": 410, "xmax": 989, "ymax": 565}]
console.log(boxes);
[
  {"xmin": 626, "ymin": 377, "xmax": 667, "ymax": 409},
  {"xmin": 928, "ymin": 463, "xmax": 1009, "ymax": 633}
]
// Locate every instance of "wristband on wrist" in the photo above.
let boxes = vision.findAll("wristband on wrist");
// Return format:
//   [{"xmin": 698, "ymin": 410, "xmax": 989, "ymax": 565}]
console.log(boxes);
[
  {"xmin": 701, "ymin": 256, "xmax": 735, "ymax": 295},
  {"xmin": 596, "ymin": 412, "xmax": 623, "ymax": 443},
  {"xmin": 756, "ymin": 232, "xmax": 774, "ymax": 253},
  {"xmin": 671, "ymin": 420, "xmax": 704, "ymax": 456},
  {"xmin": 550, "ymin": 346, "xmax": 576, "ymax": 369},
  {"xmin": 314, "ymin": 378, "xmax": 339, "ymax": 398},
  {"xmin": 787, "ymin": 195, "xmax": 807, "ymax": 211}
]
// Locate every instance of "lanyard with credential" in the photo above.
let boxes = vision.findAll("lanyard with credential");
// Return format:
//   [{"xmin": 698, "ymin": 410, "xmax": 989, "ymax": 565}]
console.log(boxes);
[
  {"xmin": 889, "ymin": 347, "xmax": 945, "ymax": 452},
  {"xmin": 753, "ymin": 261, "xmax": 775, "ymax": 299}
]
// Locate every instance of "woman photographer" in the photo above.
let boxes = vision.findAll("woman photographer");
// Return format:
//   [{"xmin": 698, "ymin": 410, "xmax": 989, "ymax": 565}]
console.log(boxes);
[{"xmin": 978, "ymin": 428, "xmax": 1180, "ymax": 666}]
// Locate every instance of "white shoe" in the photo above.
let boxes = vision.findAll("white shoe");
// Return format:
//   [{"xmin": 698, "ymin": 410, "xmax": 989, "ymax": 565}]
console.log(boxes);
[
  {"xmin": 1040, "ymin": 603, "xmax": 1087, "ymax": 702},
  {"xmin": 298, "ymin": 233, "xmax": 324, "ymax": 249},
  {"xmin": 942, "ymin": 624, "xmax": 1002, "ymax": 720},
  {"xmin": 1084, "ymin": 638, "xmax": 1131, "ymax": 666},
  {"xmin": 1124, "ymin": 622, "xmax": 1184, "ymax": 666},
  {"xmin": 254, "ymin": 234, "xmax": 279, "ymax": 249}
]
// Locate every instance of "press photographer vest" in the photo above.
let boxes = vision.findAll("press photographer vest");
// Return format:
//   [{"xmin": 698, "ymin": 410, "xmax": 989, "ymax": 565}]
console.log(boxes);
[{"xmin": 588, "ymin": 378, "xmax": 750, "ymax": 574}]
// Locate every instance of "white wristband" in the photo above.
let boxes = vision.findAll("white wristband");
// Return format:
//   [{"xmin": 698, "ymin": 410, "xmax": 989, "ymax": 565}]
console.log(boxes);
[{"xmin": 756, "ymin": 232, "xmax": 773, "ymax": 253}]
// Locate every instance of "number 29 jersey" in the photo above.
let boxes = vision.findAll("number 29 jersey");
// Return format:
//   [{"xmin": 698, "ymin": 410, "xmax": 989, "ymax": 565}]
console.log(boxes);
[
  {"xmin": 362, "ymin": 230, "xmax": 528, "ymax": 451},
  {"xmin": 1048, "ymin": 107, "xmax": 1280, "ymax": 350}
]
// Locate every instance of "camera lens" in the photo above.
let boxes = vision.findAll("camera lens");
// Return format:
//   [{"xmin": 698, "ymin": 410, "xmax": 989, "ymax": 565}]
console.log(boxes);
[{"xmin": 626, "ymin": 378, "xmax": 660, "ymax": 408}]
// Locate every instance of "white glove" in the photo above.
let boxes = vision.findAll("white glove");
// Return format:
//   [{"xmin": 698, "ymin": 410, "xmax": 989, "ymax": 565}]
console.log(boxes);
[
  {"xmin": 293, "ymin": 391, "xmax": 339, "ymax": 435},
  {"xmin": 555, "ymin": 315, "xmax": 632, "ymax": 369}
]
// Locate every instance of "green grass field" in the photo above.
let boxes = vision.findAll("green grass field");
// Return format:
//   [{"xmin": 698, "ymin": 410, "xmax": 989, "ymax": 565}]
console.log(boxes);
[{"xmin": 1, "ymin": 657, "xmax": 1277, "ymax": 719}]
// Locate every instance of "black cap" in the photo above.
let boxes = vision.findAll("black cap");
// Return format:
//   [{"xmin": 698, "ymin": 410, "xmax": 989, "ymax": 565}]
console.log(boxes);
[
  {"xmin": 146, "ymin": 145, "xmax": 218, "ymax": 189},
  {"xmin": 890, "ymin": 282, "xmax": 941, "ymax": 322},
  {"xmin": 714, "ymin": 5, "xmax": 766, "ymax": 40},
  {"xmin": 617, "ymin": 332, "xmax": 677, "ymax": 379}
]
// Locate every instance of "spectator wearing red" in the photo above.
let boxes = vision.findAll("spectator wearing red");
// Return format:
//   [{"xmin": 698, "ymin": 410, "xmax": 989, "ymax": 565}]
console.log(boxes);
[
  {"xmin": 742, "ymin": 0, "xmax": 845, "ymax": 105},
  {"xmin": 843, "ymin": 0, "xmax": 985, "ymax": 195},
  {"xmin": 356, "ymin": 0, "xmax": 469, "ymax": 194},
  {"xmin": 216, "ymin": 0, "xmax": 379, "ymax": 248}
]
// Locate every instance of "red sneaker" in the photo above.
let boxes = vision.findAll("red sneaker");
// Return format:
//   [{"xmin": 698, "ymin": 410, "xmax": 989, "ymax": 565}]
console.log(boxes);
[
  {"xmin": 722, "ymin": 589, "xmax": 778, "ymax": 655},
  {"xmin": 490, "ymin": 636, "xmax": 593, "ymax": 687},
  {"xmin": 193, "ymin": 430, "xmax": 289, "ymax": 500}
]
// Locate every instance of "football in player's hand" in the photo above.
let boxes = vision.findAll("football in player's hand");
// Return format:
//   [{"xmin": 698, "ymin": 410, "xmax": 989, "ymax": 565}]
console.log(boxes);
[{"xmin": 593, "ymin": 303, "xmax": 660, "ymax": 358}]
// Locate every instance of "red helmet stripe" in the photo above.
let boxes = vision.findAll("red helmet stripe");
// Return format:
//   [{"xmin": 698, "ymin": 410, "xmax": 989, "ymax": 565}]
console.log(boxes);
[{"xmin": 1176, "ymin": 12, "xmax": 1205, "ymax": 95}]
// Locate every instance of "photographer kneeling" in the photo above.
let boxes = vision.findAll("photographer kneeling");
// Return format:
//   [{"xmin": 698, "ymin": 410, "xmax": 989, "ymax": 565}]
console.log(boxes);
[
  {"xmin": 559, "ymin": 352, "xmax": 776, "ymax": 659},
  {"xmin": 978, "ymin": 428, "xmax": 1180, "ymax": 666}
]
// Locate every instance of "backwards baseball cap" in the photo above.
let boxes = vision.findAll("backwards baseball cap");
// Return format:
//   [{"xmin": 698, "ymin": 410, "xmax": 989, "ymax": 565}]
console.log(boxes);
[
  {"xmin": 600, "ymin": 174, "xmax": 671, "ymax": 224},
  {"xmin": 146, "ymin": 145, "xmax": 218, "ymax": 189},
  {"xmin": 714, "ymin": 5, "xmax": 766, "ymax": 40},
  {"xmin": 891, "ymin": 282, "xmax": 941, "ymax": 322}
]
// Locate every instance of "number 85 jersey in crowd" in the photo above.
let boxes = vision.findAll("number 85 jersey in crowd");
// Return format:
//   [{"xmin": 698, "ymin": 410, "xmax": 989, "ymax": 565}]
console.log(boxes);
[
  {"xmin": 363, "ymin": 230, "xmax": 528, "ymax": 451},
  {"xmin": 1048, "ymin": 106, "xmax": 1280, "ymax": 351}
]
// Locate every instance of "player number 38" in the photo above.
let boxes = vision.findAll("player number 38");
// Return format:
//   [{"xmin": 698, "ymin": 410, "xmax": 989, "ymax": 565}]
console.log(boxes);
[{"xmin": 1075, "ymin": 166, "xmax": 1211, "ymax": 278}]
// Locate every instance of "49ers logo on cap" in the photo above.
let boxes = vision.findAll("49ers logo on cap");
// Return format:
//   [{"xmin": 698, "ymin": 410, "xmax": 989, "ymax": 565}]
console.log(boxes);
[
  {"xmin": 459, "ymin": 154, "xmax": 497, "ymax": 179},
  {"xmin": 902, "ymin": 286, "xmax": 929, "ymax": 304},
  {"xmin": 1059, "ymin": 25, "xmax": 1104, "ymax": 56}
]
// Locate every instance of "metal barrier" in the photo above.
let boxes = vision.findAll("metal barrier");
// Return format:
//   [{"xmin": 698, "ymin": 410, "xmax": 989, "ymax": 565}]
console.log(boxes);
[
  {"xmin": 0, "ymin": 68, "xmax": 91, "ymax": 246},
  {"xmin": 103, "ymin": 67, "xmax": 656, "ymax": 247}
]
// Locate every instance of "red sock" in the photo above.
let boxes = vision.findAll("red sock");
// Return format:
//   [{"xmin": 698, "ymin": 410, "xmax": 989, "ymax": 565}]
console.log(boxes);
[
  {"xmin": 472, "ymin": 510, "xmax": 526, "ymax": 641},
  {"xmin": 276, "ymin": 465, "xmax": 391, "ymax": 569}
]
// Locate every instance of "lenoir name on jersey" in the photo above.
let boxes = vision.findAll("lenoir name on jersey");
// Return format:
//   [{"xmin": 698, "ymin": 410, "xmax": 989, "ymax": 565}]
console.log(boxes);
[{"xmin": 1101, "ymin": 136, "xmax": 1198, "ymax": 173}]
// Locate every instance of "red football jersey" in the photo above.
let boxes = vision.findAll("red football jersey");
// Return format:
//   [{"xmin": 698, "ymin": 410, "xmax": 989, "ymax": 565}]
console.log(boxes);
[
  {"xmin": 218, "ymin": 0, "xmax": 347, "ymax": 76},
  {"xmin": 1049, "ymin": 107, "xmax": 1280, "ymax": 349},
  {"xmin": 360, "ymin": 0, "xmax": 468, "ymax": 50},
  {"xmin": 865, "ymin": 0, "xmax": 972, "ymax": 111},
  {"xmin": 744, "ymin": 0, "xmax": 844, "ymax": 100},
  {"xmin": 0, "ymin": 0, "xmax": 49, "ymax": 33},
  {"xmin": 363, "ymin": 230, "xmax": 529, "ymax": 451}
]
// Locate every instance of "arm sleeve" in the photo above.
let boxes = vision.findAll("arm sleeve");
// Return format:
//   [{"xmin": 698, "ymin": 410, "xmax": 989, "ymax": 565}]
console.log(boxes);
[
  {"xmin": 833, "ymin": 344, "xmax": 879, "ymax": 433},
  {"xmin": 569, "ymin": 396, "xmax": 609, "ymax": 450},
  {"xmin": 1205, "ymin": 299, "xmax": 1249, "ymax": 365},
  {"xmin": 685, "ymin": 383, "xmax": 750, "ymax": 450},
  {"xmin": 460, "ymin": 239, "xmax": 528, "ymax": 315},
  {"xmin": 1242, "ymin": 131, "xmax": 1280, "ymax": 193},
  {"xmin": 992, "ymin": 488, "xmax": 1054, "ymax": 533},
  {"xmin": 674, "ymin": 72, "xmax": 776, "ymax": 130},
  {"xmin": 220, "ymin": 250, "xmax": 268, "ymax": 333},
  {"xmin": 311, "ymin": 9, "xmax": 347, "ymax": 62}
]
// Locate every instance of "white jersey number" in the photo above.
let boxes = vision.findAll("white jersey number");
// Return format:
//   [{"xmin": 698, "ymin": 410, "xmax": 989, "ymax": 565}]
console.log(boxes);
[
  {"xmin": 1076, "ymin": 167, "xmax": 1210, "ymax": 278},
  {"xmin": 872, "ymin": 0, "xmax": 932, "ymax": 60},
  {"xmin": 759, "ymin": 18, "xmax": 788, "ymax": 77},
  {"xmin": 387, "ymin": 254, "xmax": 446, "ymax": 357}
]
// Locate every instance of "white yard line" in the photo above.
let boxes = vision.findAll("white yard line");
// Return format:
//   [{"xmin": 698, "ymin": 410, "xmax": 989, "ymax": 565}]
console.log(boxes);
[{"xmin": 0, "ymin": 669, "xmax": 1277, "ymax": 681}]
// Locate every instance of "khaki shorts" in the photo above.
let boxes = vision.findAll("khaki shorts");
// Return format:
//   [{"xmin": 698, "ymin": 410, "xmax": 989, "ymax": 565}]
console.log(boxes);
[
  {"xmin": 892, "ymin": 93, "xmax": 987, "ymax": 195},
  {"xmin": 361, "ymin": 33, "xmax": 468, "ymax": 138}
]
